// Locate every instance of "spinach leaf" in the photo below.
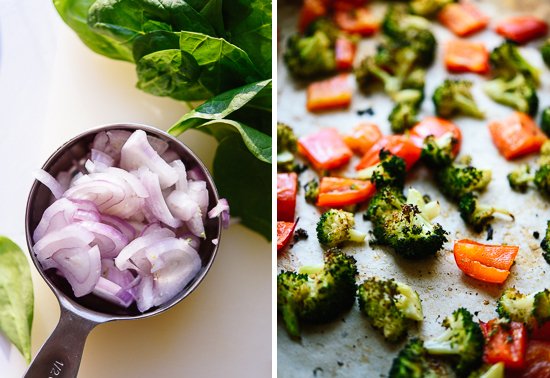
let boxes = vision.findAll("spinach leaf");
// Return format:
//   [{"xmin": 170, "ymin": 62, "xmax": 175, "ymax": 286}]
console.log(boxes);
[
  {"xmin": 169, "ymin": 79, "xmax": 271, "ymax": 133},
  {"xmin": 227, "ymin": 107, "xmax": 271, "ymax": 136},
  {"xmin": 223, "ymin": 0, "xmax": 272, "ymax": 78},
  {"xmin": 132, "ymin": 30, "xmax": 180, "ymax": 62},
  {"xmin": 213, "ymin": 134, "xmax": 271, "ymax": 240},
  {"xmin": 0, "ymin": 237, "xmax": 34, "ymax": 363},
  {"xmin": 54, "ymin": 0, "xmax": 133, "ymax": 61},
  {"xmin": 185, "ymin": 0, "xmax": 225, "ymax": 36}
]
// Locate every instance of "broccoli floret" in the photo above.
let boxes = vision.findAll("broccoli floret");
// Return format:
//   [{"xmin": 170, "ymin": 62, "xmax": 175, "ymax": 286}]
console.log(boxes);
[
  {"xmin": 277, "ymin": 123, "xmax": 298, "ymax": 172},
  {"xmin": 389, "ymin": 338, "xmax": 449, "ymax": 378},
  {"xmin": 409, "ymin": 0, "xmax": 456, "ymax": 17},
  {"xmin": 365, "ymin": 185, "xmax": 407, "ymax": 222},
  {"xmin": 542, "ymin": 221, "xmax": 550, "ymax": 265},
  {"xmin": 277, "ymin": 251, "xmax": 358, "ymax": 338},
  {"xmin": 403, "ymin": 68, "xmax": 427, "ymax": 92},
  {"xmin": 496, "ymin": 288, "xmax": 550, "ymax": 329},
  {"xmin": 458, "ymin": 193, "xmax": 514, "ymax": 233},
  {"xmin": 424, "ymin": 308, "xmax": 484, "ymax": 377},
  {"xmin": 304, "ymin": 178, "xmax": 319, "ymax": 204},
  {"xmin": 421, "ymin": 132, "xmax": 458, "ymax": 168},
  {"xmin": 358, "ymin": 278, "xmax": 423, "ymax": 342},
  {"xmin": 534, "ymin": 164, "xmax": 550, "ymax": 196},
  {"xmin": 355, "ymin": 56, "xmax": 401, "ymax": 97},
  {"xmin": 389, "ymin": 89, "xmax": 423, "ymax": 133},
  {"xmin": 468, "ymin": 363, "xmax": 505, "ymax": 378},
  {"xmin": 436, "ymin": 162, "xmax": 492, "ymax": 201},
  {"xmin": 382, "ymin": 4, "xmax": 432, "ymax": 41},
  {"xmin": 316, "ymin": 209, "xmax": 366, "ymax": 248},
  {"xmin": 490, "ymin": 42, "xmax": 540, "ymax": 85},
  {"xmin": 507, "ymin": 164, "xmax": 534, "ymax": 193},
  {"xmin": 306, "ymin": 18, "xmax": 341, "ymax": 43},
  {"xmin": 483, "ymin": 74, "xmax": 539, "ymax": 116},
  {"xmin": 284, "ymin": 30, "xmax": 336, "ymax": 79},
  {"xmin": 541, "ymin": 106, "xmax": 550, "ymax": 137},
  {"xmin": 433, "ymin": 79, "xmax": 484, "ymax": 119},
  {"xmin": 357, "ymin": 150, "xmax": 407, "ymax": 188},
  {"xmin": 541, "ymin": 39, "xmax": 550, "ymax": 68}
]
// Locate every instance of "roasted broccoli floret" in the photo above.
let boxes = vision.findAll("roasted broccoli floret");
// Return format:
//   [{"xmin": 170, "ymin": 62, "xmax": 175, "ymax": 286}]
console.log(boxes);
[
  {"xmin": 389, "ymin": 338, "xmax": 449, "ymax": 378},
  {"xmin": 421, "ymin": 132, "xmax": 458, "ymax": 168},
  {"xmin": 409, "ymin": 0, "xmax": 456, "ymax": 17},
  {"xmin": 542, "ymin": 39, "xmax": 550, "ymax": 68},
  {"xmin": 316, "ymin": 209, "xmax": 366, "ymax": 248},
  {"xmin": 277, "ymin": 123, "xmax": 298, "ymax": 172},
  {"xmin": 365, "ymin": 185, "xmax": 407, "ymax": 222},
  {"xmin": 542, "ymin": 221, "xmax": 550, "ymax": 265},
  {"xmin": 507, "ymin": 142, "xmax": 550, "ymax": 196},
  {"xmin": 496, "ymin": 288, "xmax": 550, "ymax": 329},
  {"xmin": 534, "ymin": 164, "xmax": 550, "ymax": 196},
  {"xmin": 436, "ymin": 162, "xmax": 492, "ymax": 201},
  {"xmin": 541, "ymin": 106, "xmax": 550, "ymax": 137},
  {"xmin": 357, "ymin": 150, "xmax": 407, "ymax": 188},
  {"xmin": 458, "ymin": 193, "xmax": 514, "ymax": 233},
  {"xmin": 424, "ymin": 308, "xmax": 484, "ymax": 377},
  {"xmin": 483, "ymin": 74, "xmax": 539, "ymax": 116},
  {"xmin": 389, "ymin": 89, "xmax": 423, "ymax": 133},
  {"xmin": 490, "ymin": 42, "xmax": 540, "ymax": 85},
  {"xmin": 433, "ymin": 79, "xmax": 484, "ymax": 119},
  {"xmin": 468, "ymin": 363, "xmax": 505, "ymax": 378},
  {"xmin": 507, "ymin": 164, "xmax": 534, "ymax": 193},
  {"xmin": 304, "ymin": 178, "xmax": 319, "ymax": 204},
  {"xmin": 277, "ymin": 251, "xmax": 358, "ymax": 338},
  {"xmin": 358, "ymin": 278, "xmax": 423, "ymax": 342},
  {"xmin": 382, "ymin": 4, "xmax": 432, "ymax": 42},
  {"xmin": 284, "ymin": 21, "xmax": 337, "ymax": 79}
]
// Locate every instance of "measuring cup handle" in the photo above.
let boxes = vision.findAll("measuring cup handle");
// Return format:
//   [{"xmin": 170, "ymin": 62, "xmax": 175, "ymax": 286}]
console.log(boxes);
[{"xmin": 24, "ymin": 308, "xmax": 97, "ymax": 378}]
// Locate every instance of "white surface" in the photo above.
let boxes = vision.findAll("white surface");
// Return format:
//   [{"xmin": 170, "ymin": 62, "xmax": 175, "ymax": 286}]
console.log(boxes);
[{"xmin": 0, "ymin": 1, "xmax": 271, "ymax": 377}]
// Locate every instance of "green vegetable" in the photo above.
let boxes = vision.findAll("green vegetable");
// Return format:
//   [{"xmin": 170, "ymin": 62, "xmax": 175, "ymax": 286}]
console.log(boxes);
[
  {"xmin": 468, "ymin": 363, "xmax": 505, "ymax": 378},
  {"xmin": 421, "ymin": 132, "xmax": 457, "ymax": 168},
  {"xmin": 0, "ymin": 237, "xmax": 34, "ymax": 363},
  {"xmin": 389, "ymin": 338, "xmax": 447, "ymax": 378},
  {"xmin": 409, "ymin": 0, "xmax": 456, "ymax": 17},
  {"xmin": 357, "ymin": 150, "xmax": 407, "ymax": 188},
  {"xmin": 389, "ymin": 89, "xmax": 423, "ymax": 133},
  {"xmin": 483, "ymin": 74, "xmax": 539, "ymax": 117},
  {"xmin": 542, "ymin": 221, "xmax": 550, "ymax": 265},
  {"xmin": 304, "ymin": 179, "xmax": 319, "ymax": 204},
  {"xmin": 276, "ymin": 123, "xmax": 298, "ymax": 173},
  {"xmin": 316, "ymin": 209, "xmax": 366, "ymax": 248},
  {"xmin": 496, "ymin": 288, "xmax": 550, "ymax": 329},
  {"xmin": 541, "ymin": 39, "xmax": 550, "ymax": 68},
  {"xmin": 432, "ymin": 79, "xmax": 484, "ymax": 119},
  {"xmin": 541, "ymin": 106, "xmax": 550, "ymax": 137},
  {"xmin": 435, "ymin": 161, "xmax": 492, "ymax": 201},
  {"xmin": 458, "ymin": 193, "xmax": 514, "ymax": 233},
  {"xmin": 506, "ymin": 140, "xmax": 550, "ymax": 198}
]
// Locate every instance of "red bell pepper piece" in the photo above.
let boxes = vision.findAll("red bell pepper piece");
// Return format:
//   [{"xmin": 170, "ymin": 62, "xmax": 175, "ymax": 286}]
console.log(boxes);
[
  {"xmin": 335, "ymin": 37, "xmax": 356, "ymax": 71},
  {"xmin": 298, "ymin": 0, "xmax": 329, "ymax": 33},
  {"xmin": 333, "ymin": 7, "xmax": 379, "ymax": 36},
  {"xmin": 409, "ymin": 116, "xmax": 462, "ymax": 157},
  {"xmin": 343, "ymin": 122, "xmax": 382, "ymax": 155},
  {"xmin": 307, "ymin": 74, "xmax": 352, "ymax": 112},
  {"xmin": 356, "ymin": 135, "xmax": 422, "ymax": 171},
  {"xmin": 519, "ymin": 340, "xmax": 550, "ymax": 378},
  {"xmin": 438, "ymin": 1, "xmax": 489, "ymax": 37},
  {"xmin": 533, "ymin": 321, "xmax": 550, "ymax": 341},
  {"xmin": 488, "ymin": 112, "xmax": 547, "ymax": 160},
  {"xmin": 298, "ymin": 128, "xmax": 353, "ymax": 170},
  {"xmin": 480, "ymin": 319, "xmax": 527, "ymax": 369},
  {"xmin": 277, "ymin": 221, "xmax": 297, "ymax": 251},
  {"xmin": 277, "ymin": 172, "xmax": 297, "ymax": 222},
  {"xmin": 444, "ymin": 39, "xmax": 490, "ymax": 74},
  {"xmin": 496, "ymin": 16, "xmax": 548, "ymax": 45},
  {"xmin": 317, "ymin": 177, "xmax": 376, "ymax": 208},
  {"xmin": 453, "ymin": 239, "xmax": 519, "ymax": 284}
]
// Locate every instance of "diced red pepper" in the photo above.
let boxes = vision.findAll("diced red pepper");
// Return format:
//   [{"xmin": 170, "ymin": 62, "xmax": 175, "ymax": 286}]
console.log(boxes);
[
  {"xmin": 317, "ymin": 177, "xmax": 376, "ymax": 207},
  {"xmin": 438, "ymin": 1, "xmax": 489, "ymax": 37},
  {"xmin": 453, "ymin": 239, "xmax": 519, "ymax": 284},
  {"xmin": 277, "ymin": 221, "xmax": 297, "ymax": 251},
  {"xmin": 298, "ymin": 0, "xmax": 329, "ymax": 33},
  {"xmin": 298, "ymin": 128, "xmax": 353, "ymax": 170},
  {"xmin": 409, "ymin": 117, "xmax": 462, "ymax": 157},
  {"xmin": 518, "ymin": 340, "xmax": 550, "ymax": 378},
  {"xmin": 307, "ymin": 74, "xmax": 352, "ymax": 112},
  {"xmin": 356, "ymin": 135, "xmax": 422, "ymax": 171},
  {"xmin": 496, "ymin": 16, "xmax": 548, "ymax": 45},
  {"xmin": 277, "ymin": 172, "xmax": 297, "ymax": 222},
  {"xmin": 335, "ymin": 37, "xmax": 356, "ymax": 71},
  {"xmin": 480, "ymin": 319, "xmax": 527, "ymax": 369},
  {"xmin": 343, "ymin": 122, "xmax": 383, "ymax": 155},
  {"xmin": 488, "ymin": 112, "xmax": 547, "ymax": 160},
  {"xmin": 445, "ymin": 39, "xmax": 490, "ymax": 74},
  {"xmin": 533, "ymin": 321, "xmax": 550, "ymax": 341},
  {"xmin": 334, "ymin": 7, "xmax": 379, "ymax": 36}
]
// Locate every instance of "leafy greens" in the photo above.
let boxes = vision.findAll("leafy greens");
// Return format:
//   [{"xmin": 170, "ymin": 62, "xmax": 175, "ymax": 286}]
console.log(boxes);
[{"xmin": 53, "ymin": 0, "xmax": 272, "ymax": 239}]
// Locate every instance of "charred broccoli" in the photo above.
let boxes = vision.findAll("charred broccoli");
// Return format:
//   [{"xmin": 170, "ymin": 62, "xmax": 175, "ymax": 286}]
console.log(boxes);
[
  {"xmin": 496, "ymin": 288, "xmax": 550, "ymax": 329},
  {"xmin": 421, "ymin": 132, "xmax": 458, "ymax": 168},
  {"xmin": 277, "ymin": 123, "xmax": 298, "ymax": 172},
  {"xmin": 541, "ymin": 106, "xmax": 550, "ymax": 137},
  {"xmin": 358, "ymin": 278, "xmax": 423, "ymax": 342},
  {"xmin": 507, "ymin": 164, "xmax": 534, "ymax": 193},
  {"xmin": 389, "ymin": 338, "xmax": 449, "ymax": 378},
  {"xmin": 542, "ymin": 39, "xmax": 550, "ymax": 68},
  {"xmin": 458, "ymin": 193, "xmax": 514, "ymax": 233},
  {"xmin": 489, "ymin": 42, "xmax": 540, "ymax": 85},
  {"xmin": 483, "ymin": 74, "xmax": 539, "ymax": 116},
  {"xmin": 382, "ymin": 4, "xmax": 434, "ymax": 52},
  {"xmin": 435, "ymin": 161, "xmax": 492, "ymax": 201},
  {"xmin": 365, "ymin": 185, "xmax": 407, "ymax": 222},
  {"xmin": 277, "ymin": 251, "xmax": 358, "ymax": 338},
  {"xmin": 357, "ymin": 150, "xmax": 407, "ymax": 188},
  {"xmin": 316, "ymin": 209, "xmax": 366, "ymax": 248},
  {"xmin": 409, "ymin": 0, "xmax": 456, "ymax": 17},
  {"xmin": 507, "ymin": 141, "xmax": 550, "ymax": 196},
  {"xmin": 389, "ymin": 89, "xmax": 424, "ymax": 133},
  {"xmin": 424, "ymin": 308, "xmax": 484, "ymax": 377},
  {"xmin": 433, "ymin": 79, "xmax": 484, "ymax": 119},
  {"xmin": 304, "ymin": 178, "xmax": 319, "ymax": 204}
]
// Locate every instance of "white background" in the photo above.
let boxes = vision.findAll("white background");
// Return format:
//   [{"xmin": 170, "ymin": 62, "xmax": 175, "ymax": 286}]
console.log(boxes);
[{"xmin": 0, "ymin": 1, "xmax": 272, "ymax": 377}]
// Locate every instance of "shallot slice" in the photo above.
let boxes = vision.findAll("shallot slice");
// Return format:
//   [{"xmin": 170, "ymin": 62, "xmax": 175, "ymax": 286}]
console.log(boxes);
[
  {"xmin": 208, "ymin": 198, "xmax": 230, "ymax": 229},
  {"xmin": 139, "ymin": 168, "xmax": 182, "ymax": 228},
  {"xmin": 51, "ymin": 245, "xmax": 101, "ymax": 297},
  {"xmin": 79, "ymin": 221, "xmax": 128, "ymax": 258},
  {"xmin": 35, "ymin": 169, "xmax": 64, "ymax": 199},
  {"xmin": 33, "ymin": 224, "xmax": 95, "ymax": 261},
  {"xmin": 114, "ymin": 228, "xmax": 175, "ymax": 271}
]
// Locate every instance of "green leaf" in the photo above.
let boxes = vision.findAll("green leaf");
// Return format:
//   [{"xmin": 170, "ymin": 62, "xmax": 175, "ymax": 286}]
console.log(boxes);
[
  {"xmin": 0, "ymin": 237, "xmax": 34, "ymax": 363},
  {"xmin": 53, "ymin": 0, "xmax": 133, "ymax": 61},
  {"xmin": 213, "ymin": 135, "xmax": 271, "ymax": 240},
  {"xmin": 185, "ymin": 0, "xmax": 225, "ymax": 36},
  {"xmin": 223, "ymin": 0, "xmax": 272, "ymax": 78},
  {"xmin": 132, "ymin": 30, "xmax": 181, "ymax": 62},
  {"xmin": 168, "ymin": 79, "xmax": 271, "ymax": 133},
  {"xmin": 195, "ymin": 119, "xmax": 271, "ymax": 163}
]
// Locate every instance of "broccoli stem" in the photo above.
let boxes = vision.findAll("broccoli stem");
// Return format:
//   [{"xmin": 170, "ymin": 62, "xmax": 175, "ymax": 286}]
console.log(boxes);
[
  {"xmin": 455, "ymin": 93, "xmax": 484, "ymax": 118},
  {"xmin": 349, "ymin": 229, "xmax": 367, "ymax": 243},
  {"xmin": 424, "ymin": 329, "xmax": 459, "ymax": 354}
]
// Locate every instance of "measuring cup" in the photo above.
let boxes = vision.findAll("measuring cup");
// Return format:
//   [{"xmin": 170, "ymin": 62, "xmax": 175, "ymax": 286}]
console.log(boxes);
[{"xmin": 24, "ymin": 123, "xmax": 222, "ymax": 378}]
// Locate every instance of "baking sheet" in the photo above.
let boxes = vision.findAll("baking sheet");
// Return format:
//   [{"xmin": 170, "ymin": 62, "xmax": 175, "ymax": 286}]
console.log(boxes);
[{"xmin": 277, "ymin": 1, "xmax": 550, "ymax": 376}]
